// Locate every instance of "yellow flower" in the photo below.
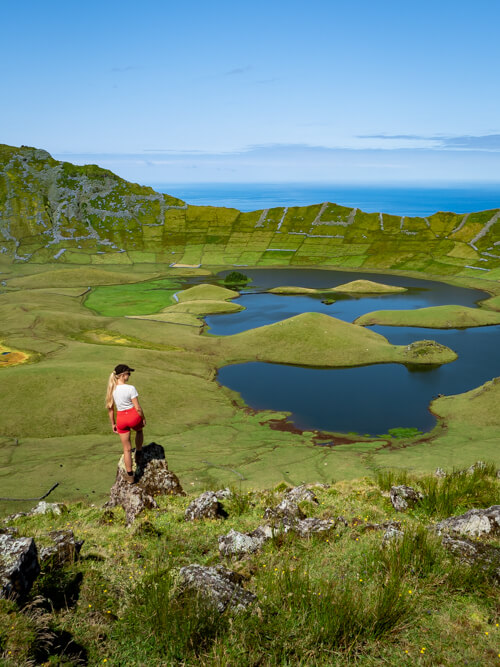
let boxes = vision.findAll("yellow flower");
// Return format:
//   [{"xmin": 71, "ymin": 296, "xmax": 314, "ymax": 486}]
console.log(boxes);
[{"xmin": 408, "ymin": 590, "xmax": 413, "ymax": 594}]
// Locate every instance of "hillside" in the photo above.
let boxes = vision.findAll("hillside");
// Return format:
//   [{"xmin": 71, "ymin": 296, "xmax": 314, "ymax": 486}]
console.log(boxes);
[
  {"xmin": 1, "ymin": 144, "xmax": 500, "ymax": 281},
  {"xmin": 1, "ymin": 459, "xmax": 499, "ymax": 666}
]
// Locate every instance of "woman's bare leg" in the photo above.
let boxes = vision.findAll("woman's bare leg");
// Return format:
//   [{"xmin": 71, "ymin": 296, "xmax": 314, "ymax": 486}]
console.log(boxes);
[
  {"xmin": 135, "ymin": 429, "xmax": 143, "ymax": 451},
  {"xmin": 118, "ymin": 430, "xmax": 133, "ymax": 472}
]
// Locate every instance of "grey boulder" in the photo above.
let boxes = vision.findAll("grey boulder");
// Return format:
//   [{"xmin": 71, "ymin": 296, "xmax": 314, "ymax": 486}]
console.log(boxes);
[
  {"xmin": 434, "ymin": 506, "xmax": 500, "ymax": 538},
  {"xmin": 38, "ymin": 530, "xmax": 84, "ymax": 567},
  {"xmin": 105, "ymin": 442, "xmax": 185, "ymax": 525},
  {"xmin": 0, "ymin": 534, "xmax": 40, "ymax": 600},
  {"xmin": 218, "ymin": 526, "xmax": 274, "ymax": 557},
  {"xmin": 185, "ymin": 491, "xmax": 227, "ymax": 522},
  {"xmin": 390, "ymin": 485, "xmax": 423, "ymax": 511},
  {"xmin": 178, "ymin": 564, "xmax": 257, "ymax": 613}
]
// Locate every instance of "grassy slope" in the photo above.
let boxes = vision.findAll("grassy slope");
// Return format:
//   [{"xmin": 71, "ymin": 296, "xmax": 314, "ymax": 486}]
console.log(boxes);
[
  {"xmin": 355, "ymin": 304, "xmax": 500, "ymax": 328},
  {"xmin": 2, "ymin": 465, "xmax": 499, "ymax": 666}
]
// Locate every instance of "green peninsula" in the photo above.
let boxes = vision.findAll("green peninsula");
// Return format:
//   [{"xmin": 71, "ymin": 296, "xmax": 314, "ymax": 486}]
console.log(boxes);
[{"xmin": 355, "ymin": 304, "xmax": 500, "ymax": 328}]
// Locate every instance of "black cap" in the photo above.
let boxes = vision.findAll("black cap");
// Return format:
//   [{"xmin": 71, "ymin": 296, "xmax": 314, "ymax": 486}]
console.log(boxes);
[{"xmin": 114, "ymin": 364, "xmax": 135, "ymax": 375}]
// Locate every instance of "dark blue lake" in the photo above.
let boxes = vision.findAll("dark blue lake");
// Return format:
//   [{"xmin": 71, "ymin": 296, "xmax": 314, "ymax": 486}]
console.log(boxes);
[{"xmin": 204, "ymin": 269, "xmax": 499, "ymax": 435}]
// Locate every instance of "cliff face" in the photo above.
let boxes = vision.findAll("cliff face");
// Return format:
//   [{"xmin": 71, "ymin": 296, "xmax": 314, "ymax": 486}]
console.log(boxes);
[
  {"xmin": 0, "ymin": 144, "xmax": 185, "ymax": 263},
  {"xmin": 1, "ymin": 143, "xmax": 500, "ymax": 279}
]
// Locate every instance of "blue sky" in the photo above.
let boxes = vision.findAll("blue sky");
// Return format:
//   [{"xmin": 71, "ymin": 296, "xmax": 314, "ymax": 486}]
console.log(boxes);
[{"xmin": 2, "ymin": 0, "xmax": 500, "ymax": 183}]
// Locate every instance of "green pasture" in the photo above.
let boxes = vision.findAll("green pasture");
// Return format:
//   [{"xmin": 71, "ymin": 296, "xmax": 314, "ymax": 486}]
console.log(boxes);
[{"xmin": 1, "ymin": 262, "xmax": 500, "ymax": 517}]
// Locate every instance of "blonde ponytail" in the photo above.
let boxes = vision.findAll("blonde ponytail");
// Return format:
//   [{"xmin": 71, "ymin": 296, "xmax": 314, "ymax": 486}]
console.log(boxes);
[{"xmin": 105, "ymin": 371, "xmax": 118, "ymax": 410}]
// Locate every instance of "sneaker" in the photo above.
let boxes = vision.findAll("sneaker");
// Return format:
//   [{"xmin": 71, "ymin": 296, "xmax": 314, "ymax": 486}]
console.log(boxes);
[{"xmin": 125, "ymin": 471, "xmax": 135, "ymax": 484}]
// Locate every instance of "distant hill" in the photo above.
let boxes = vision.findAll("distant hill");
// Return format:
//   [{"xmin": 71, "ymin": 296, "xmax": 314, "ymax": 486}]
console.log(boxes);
[{"xmin": 1, "ymin": 144, "xmax": 500, "ymax": 279}]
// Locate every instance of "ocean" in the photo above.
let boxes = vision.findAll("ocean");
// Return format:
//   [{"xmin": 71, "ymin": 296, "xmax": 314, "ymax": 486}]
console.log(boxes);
[{"xmin": 153, "ymin": 183, "xmax": 500, "ymax": 216}]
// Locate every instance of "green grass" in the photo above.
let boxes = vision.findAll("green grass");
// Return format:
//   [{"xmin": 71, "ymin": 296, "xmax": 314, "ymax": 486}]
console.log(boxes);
[
  {"xmin": 84, "ymin": 277, "xmax": 181, "ymax": 316},
  {"xmin": 2, "ymin": 467, "xmax": 499, "ymax": 665},
  {"xmin": 375, "ymin": 462, "xmax": 499, "ymax": 518}
]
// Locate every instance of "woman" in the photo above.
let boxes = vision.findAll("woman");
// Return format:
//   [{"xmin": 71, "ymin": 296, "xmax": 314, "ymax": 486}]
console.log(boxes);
[{"xmin": 105, "ymin": 364, "xmax": 146, "ymax": 484}]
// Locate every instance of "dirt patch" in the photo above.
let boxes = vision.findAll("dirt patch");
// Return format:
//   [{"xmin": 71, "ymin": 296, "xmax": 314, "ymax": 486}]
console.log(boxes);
[
  {"xmin": 0, "ymin": 344, "xmax": 30, "ymax": 368},
  {"xmin": 262, "ymin": 417, "xmax": 367, "ymax": 446}
]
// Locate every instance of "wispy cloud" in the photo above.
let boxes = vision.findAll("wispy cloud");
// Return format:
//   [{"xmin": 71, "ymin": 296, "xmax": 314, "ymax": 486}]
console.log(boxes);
[
  {"xmin": 224, "ymin": 66, "xmax": 252, "ymax": 76},
  {"xmin": 111, "ymin": 65, "xmax": 138, "ymax": 73},
  {"xmin": 358, "ymin": 133, "xmax": 500, "ymax": 151}
]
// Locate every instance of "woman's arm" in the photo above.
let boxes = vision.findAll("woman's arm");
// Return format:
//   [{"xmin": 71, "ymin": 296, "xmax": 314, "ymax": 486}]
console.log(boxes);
[
  {"xmin": 108, "ymin": 406, "xmax": 118, "ymax": 433},
  {"xmin": 132, "ymin": 397, "xmax": 146, "ymax": 425}
]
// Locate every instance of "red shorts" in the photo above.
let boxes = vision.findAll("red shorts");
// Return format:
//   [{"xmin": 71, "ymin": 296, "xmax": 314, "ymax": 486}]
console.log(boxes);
[{"xmin": 116, "ymin": 408, "xmax": 144, "ymax": 434}]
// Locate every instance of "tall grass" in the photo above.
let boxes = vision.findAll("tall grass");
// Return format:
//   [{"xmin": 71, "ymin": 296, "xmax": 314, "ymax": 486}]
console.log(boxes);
[
  {"xmin": 375, "ymin": 462, "xmax": 499, "ymax": 518},
  {"xmin": 114, "ymin": 555, "xmax": 417, "ymax": 664},
  {"xmin": 418, "ymin": 465, "xmax": 499, "ymax": 517}
]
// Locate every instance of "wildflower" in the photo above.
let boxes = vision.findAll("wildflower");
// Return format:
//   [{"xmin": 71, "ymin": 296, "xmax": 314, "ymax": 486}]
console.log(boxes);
[
  {"xmin": 408, "ymin": 590, "xmax": 413, "ymax": 594},
  {"xmin": 88, "ymin": 604, "xmax": 92, "ymax": 608}
]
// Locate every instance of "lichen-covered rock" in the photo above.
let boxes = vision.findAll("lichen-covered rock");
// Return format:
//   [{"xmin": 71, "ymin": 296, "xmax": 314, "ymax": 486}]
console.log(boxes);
[
  {"xmin": 285, "ymin": 485, "xmax": 319, "ymax": 505},
  {"xmin": 435, "ymin": 468, "xmax": 447, "ymax": 478},
  {"xmin": 434, "ymin": 506, "xmax": 500, "ymax": 538},
  {"xmin": 362, "ymin": 520, "xmax": 402, "ymax": 533},
  {"xmin": 38, "ymin": 530, "xmax": 83, "ymax": 567},
  {"xmin": 467, "ymin": 461, "xmax": 487, "ymax": 474},
  {"xmin": 178, "ymin": 564, "xmax": 257, "ymax": 613},
  {"xmin": 382, "ymin": 526, "xmax": 405, "ymax": 545},
  {"xmin": 105, "ymin": 442, "xmax": 184, "ymax": 524},
  {"xmin": 263, "ymin": 497, "xmax": 306, "ymax": 522},
  {"xmin": 185, "ymin": 491, "xmax": 227, "ymax": 522},
  {"xmin": 218, "ymin": 526, "xmax": 273, "ymax": 557},
  {"xmin": 390, "ymin": 485, "xmax": 423, "ymax": 511},
  {"xmin": 134, "ymin": 443, "xmax": 185, "ymax": 497},
  {"xmin": 441, "ymin": 535, "xmax": 500, "ymax": 583},
  {"xmin": 214, "ymin": 488, "xmax": 233, "ymax": 500},
  {"xmin": 30, "ymin": 501, "xmax": 68, "ymax": 516},
  {"xmin": 0, "ymin": 534, "xmax": 40, "ymax": 600},
  {"xmin": 105, "ymin": 471, "xmax": 158, "ymax": 525},
  {"xmin": 291, "ymin": 517, "xmax": 335, "ymax": 538}
]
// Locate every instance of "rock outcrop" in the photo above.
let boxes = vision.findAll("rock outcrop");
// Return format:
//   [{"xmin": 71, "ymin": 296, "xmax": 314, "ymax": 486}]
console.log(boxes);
[
  {"xmin": 263, "ymin": 498, "xmax": 306, "ymax": 523},
  {"xmin": 434, "ymin": 506, "xmax": 500, "ymax": 538},
  {"xmin": 284, "ymin": 485, "xmax": 319, "ymax": 505},
  {"xmin": 178, "ymin": 564, "xmax": 257, "ymax": 613},
  {"xmin": 0, "ymin": 534, "xmax": 40, "ymax": 600},
  {"xmin": 185, "ymin": 491, "xmax": 227, "ymax": 522},
  {"xmin": 218, "ymin": 526, "xmax": 274, "ymax": 557},
  {"xmin": 390, "ymin": 485, "xmax": 423, "ymax": 511},
  {"xmin": 441, "ymin": 535, "xmax": 500, "ymax": 583},
  {"xmin": 105, "ymin": 442, "xmax": 185, "ymax": 524},
  {"xmin": 38, "ymin": 530, "xmax": 84, "ymax": 568}
]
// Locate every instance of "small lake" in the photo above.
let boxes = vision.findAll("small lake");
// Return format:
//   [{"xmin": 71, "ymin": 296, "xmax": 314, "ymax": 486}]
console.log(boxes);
[{"xmin": 204, "ymin": 269, "xmax": 499, "ymax": 435}]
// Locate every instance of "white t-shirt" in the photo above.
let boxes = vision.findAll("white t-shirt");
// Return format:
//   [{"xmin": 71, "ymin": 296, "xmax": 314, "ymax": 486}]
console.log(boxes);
[{"xmin": 113, "ymin": 384, "xmax": 138, "ymax": 411}]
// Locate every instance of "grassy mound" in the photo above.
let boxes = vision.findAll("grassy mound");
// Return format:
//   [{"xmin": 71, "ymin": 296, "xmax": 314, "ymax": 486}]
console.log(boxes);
[
  {"xmin": 163, "ymin": 300, "xmax": 244, "ymax": 315},
  {"xmin": 220, "ymin": 312, "xmax": 456, "ymax": 367},
  {"xmin": 332, "ymin": 279, "xmax": 407, "ymax": 294},
  {"xmin": 355, "ymin": 304, "xmax": 500, "ymax": 328},
  {"xmin": 268, "ymin": 286, "xmax": 320, "ymax": 295},
  {"xmin": 176, "ymin": 283, "xmax": 239, "ymax": 302},
  {"xmin": 2, "ymin": 464, "xmax": 498, "ymax": 665}
]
